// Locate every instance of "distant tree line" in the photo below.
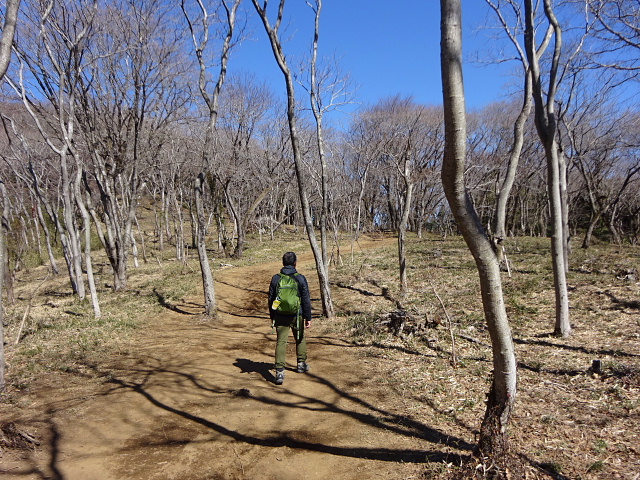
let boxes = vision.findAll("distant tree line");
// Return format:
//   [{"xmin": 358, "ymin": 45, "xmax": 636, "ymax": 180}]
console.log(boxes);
[{"xmin": 0, "ymin": 0, "xmax": 637, "ymax": 307}]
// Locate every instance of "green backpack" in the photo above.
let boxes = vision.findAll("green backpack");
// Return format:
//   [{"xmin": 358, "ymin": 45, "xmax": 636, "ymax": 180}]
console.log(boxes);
[{"xmin": 272, "ymin": 273, "xmax": 301, "ymax": 316}]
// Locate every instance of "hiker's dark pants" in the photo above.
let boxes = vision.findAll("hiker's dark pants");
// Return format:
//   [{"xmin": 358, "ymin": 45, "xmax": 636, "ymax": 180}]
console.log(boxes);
[{"xmin": 274, "ymin": 316, "xmax": 306, "ymax": 370}]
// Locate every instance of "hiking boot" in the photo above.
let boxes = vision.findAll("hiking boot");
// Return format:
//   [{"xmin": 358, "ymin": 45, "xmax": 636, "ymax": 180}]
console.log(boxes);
[
  {"xmin": 275, "ymin": 370, "xmax": 285, "ymax": 385},
  {"xmin": 297, "ymin": 361, "xmax": 310, "ymax": 373}
]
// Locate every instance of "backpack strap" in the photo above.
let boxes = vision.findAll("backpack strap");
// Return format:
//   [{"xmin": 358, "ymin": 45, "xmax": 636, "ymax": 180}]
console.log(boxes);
[{"xmin": 288, "ymin": 273, "xmax": 303, "ymax": 341}]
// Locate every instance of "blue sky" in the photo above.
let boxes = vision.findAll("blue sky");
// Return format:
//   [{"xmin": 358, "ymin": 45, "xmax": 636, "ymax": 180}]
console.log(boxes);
[{"xmin": 229, "ymin": 2, "xmax": 515, "ymax": 119}]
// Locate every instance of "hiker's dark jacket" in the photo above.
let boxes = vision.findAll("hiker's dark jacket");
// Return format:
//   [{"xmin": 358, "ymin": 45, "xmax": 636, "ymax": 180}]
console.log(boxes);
[{"xmin": 268, "ymin": 265, "xmax": 312, "ymax": 322}]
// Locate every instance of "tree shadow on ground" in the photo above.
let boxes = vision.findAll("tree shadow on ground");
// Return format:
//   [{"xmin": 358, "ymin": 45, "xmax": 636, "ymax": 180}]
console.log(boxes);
[
  {"xmin": 0, "ymin": 413, "xmax": 65, "ymax": 479},
  {"xmin": 603, "ymin": 290, "xmax": 640, "ymax": 311},
  {"xmin": 516, "ymin": 337, "xmax": 640, "ymax": 358},
  {"xmin": 218, "ymin": 309, "xmax": 270, "ymax": 319},
  {"xmin": 80, "ymin": 357, "xmax": 471, "ymax": 466},
  {"xmin": 371, "ymin": 340, "xmax": 446, "ymax": 358},
  {"xmin": 333, "ymin": 282, "xmax": 382, "ymax": 297},
  {"xmin": 215, "ymin": 279, "xmax": 268, "ymax": 295},
  {"xmin": 517, "ymin": 361, "xmax": 584, "ymax": 376},
  {"xmin": 152, "ymin": 288, "xmax": 200, "ymax": 315}
]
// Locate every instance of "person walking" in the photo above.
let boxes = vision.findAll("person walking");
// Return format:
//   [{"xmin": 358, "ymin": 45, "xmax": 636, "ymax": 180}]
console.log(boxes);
[{"xmin": 268, "ymin": 251, "xmax": 312, "ymax": 385}]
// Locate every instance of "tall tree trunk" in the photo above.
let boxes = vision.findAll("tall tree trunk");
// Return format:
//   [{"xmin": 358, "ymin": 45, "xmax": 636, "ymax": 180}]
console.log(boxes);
[
  {"xmin": 308, "ymin": 0, "xmax": 332, "ymax": 314},
  {"xmin": 0, "ymin": 181, "xmax": 9, "ymax": 391},
  {"xmin": 545, "ymin": 140, "xmax": 571, "ymax": 336},
  {"xmin": 182, "ymin": 0, "xmax": 241, "ymax": 314},
  {"xmin": 60, "ymin": 149, "xmax": 86, "ymax": 299},
  {"xmin": 194, "ymin": 173, "xmax": 216, "ymax": 317},
  {"xmin": 524, "ymin": 0, "xmax": 571, "ymax": 337},
  {"xmin": 74, "ymin": 170, "xmax": 101, "ymax": 318},
  {"xmin": 398, "ymin": 175, "xmax": 414, "ymax": 297},
  {"xmin": 441, "ymin": 0, "xmax": 517, "ymax": 464},
  {"xmin": 0, "ymin": 0, "xmax": 20, "ymax": 80},
  {"xmin": 492, "ymin": 72, "xmax": 532, "ymax": 264},
  {"xmin": 559, "ymin": 150, "xmax": 570, "ymax": 273},
  {"xmin": 252, "ymin": 0, "xmax": 334, "ymax": 318}
]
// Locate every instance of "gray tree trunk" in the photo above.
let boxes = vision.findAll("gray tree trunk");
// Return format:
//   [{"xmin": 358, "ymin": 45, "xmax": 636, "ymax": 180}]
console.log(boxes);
[
  {"xmin": 183, "ymin": 0, "xmax": 242, "ymax": 316},
  {"xmin": 74, "ymin": 170, "xmax": 101, "ymax": 318},
  {"xmin": 195, "ymin": 173, "xmax": 216, "ymax": 317},
  {"xmin": 0, "ymin": 182, "xmax": 9, "ymax": 391},
  {"xmin": 559, "ymin": 150, "xmax": 571, "ymax": 273},
  {"xmin": 398, "ymin": 167, "xmax": 414, "ymax": 297},
  {"xmin": 252, "ymin": 0, "xmax": 334, "ymax": 318},
  {"xmin": 493, "ymin": 72, "xmax": 532, "ymax": 263},
  {"xmin": 60, "ymin": 150, "xmax": 86, "ymax": 299},
  {"xmin": 441, "ymin": 0, "xmax": 517, "ymax": 461},
  {"xmin": 0, "ymin": 0, "xmax": 19, "ymax": 80},
  {"xmin": 308, "ymin": 0, "xmax": 334, "ymax": 318},
  {"xmin": 524, "ymin": 0, "xmax": 571, "ymax": 337}
]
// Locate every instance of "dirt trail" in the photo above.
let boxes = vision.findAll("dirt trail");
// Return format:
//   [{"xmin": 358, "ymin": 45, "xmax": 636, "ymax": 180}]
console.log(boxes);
[{"xmin": 2, "ymin": 247, "xmax": 441, "ymax": 479}]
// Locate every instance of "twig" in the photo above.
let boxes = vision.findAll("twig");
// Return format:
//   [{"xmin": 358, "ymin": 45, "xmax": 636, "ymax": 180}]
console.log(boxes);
[
  {"xmin": 15, "ymin": 272, "xmax": 50, "ymax": 345},
  {"xmin": 233, "ymin": 446, "xmax": 245, "ymax": 475},
  {"xmin": 502, "ymin": 245, "xmax": 512, "ymax": 278},
  {"xmin": 356, "ymin": 255, "xmax": 369, "ymax": 277},
  {"xmin": 431, "ymin": 285, "xmax": 457, "ymax": 367},
  {"xmin": 457, "ymin": 333, "xmax": 491, "ymax": 348}
]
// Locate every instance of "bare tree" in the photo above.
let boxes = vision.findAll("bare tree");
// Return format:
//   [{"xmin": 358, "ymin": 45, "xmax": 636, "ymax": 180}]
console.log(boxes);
[
  {"xmin": 73, "ymin": 0, "xmax": 189, "ymax": 292},
  {"xmin": 0, "ymin": 0, "xmax": 21, "ymax": 392},
  {"xmin": 216, "ymin": 74, "xmax": 275, "ymax": 259},
  {"xmin": 346, "ymin": 110, "xmax": 385, "ymax": 239},
  {"xmin": 0, "ymin": 119, "xmax": 60, "ymax": 276},
  {"xmin": 441, "ymin": 0, "xmax": 517, "ymax": 466},
  {"xmin": 251, "ymin": 0, "xmax": 334, "ymax": 318},
  {"xmin": 7, "ymin": 0, "xmax": 102, "ymax": 305},
  {"xmin": 483, "ymin": 1, "xmax": 541, "ymax": 265},
  {"xmin": 297, "ymin": 0, "xmax": 355, "ymax": 315},
  {"xmin": 251, "ymin": 102, "xmax": 301, "ymax": 239},
  {"xmin": 182, "ymin": 0, "xmax": 242, "ymax": 317},
  {"xmin": 584, "ymin": 0, "xmax": 640, "ymax": 75},
  {"xmin": 566, "ymin": 98, "xmax": 640, "ymax": 247},
  {"xmin": 524, "ymin": 0, "xmax": 571, "ymax": 336}
]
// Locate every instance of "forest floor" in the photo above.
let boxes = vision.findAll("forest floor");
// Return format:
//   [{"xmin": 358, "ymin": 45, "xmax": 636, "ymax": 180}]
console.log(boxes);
[{"xmin": 0, "ymin": 234, "xmax": 639, "ymax": 479}]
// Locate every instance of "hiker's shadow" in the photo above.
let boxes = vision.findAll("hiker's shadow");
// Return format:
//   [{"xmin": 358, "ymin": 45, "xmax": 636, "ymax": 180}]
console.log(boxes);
[{"xmin": 234, "ymin": 358, "xmax": 275, "ymax": 383}]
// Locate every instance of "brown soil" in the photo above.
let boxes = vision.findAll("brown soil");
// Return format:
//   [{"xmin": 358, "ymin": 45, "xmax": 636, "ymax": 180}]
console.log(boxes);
[{"xmin": 1, "ymin": 242, "xmax": 435, "ymax": 480}]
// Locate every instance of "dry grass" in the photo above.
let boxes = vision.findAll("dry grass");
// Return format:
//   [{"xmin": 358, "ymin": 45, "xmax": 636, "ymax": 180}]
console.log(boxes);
[{"xmin": 329, "ymin": 234, "xmax": 640, "ymax": 479}]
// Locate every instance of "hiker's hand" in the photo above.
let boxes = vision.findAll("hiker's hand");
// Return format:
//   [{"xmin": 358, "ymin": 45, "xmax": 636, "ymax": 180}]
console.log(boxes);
[{"xmin": 305, "ymin": 320, "xmax": 311, "ymax": 329}]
